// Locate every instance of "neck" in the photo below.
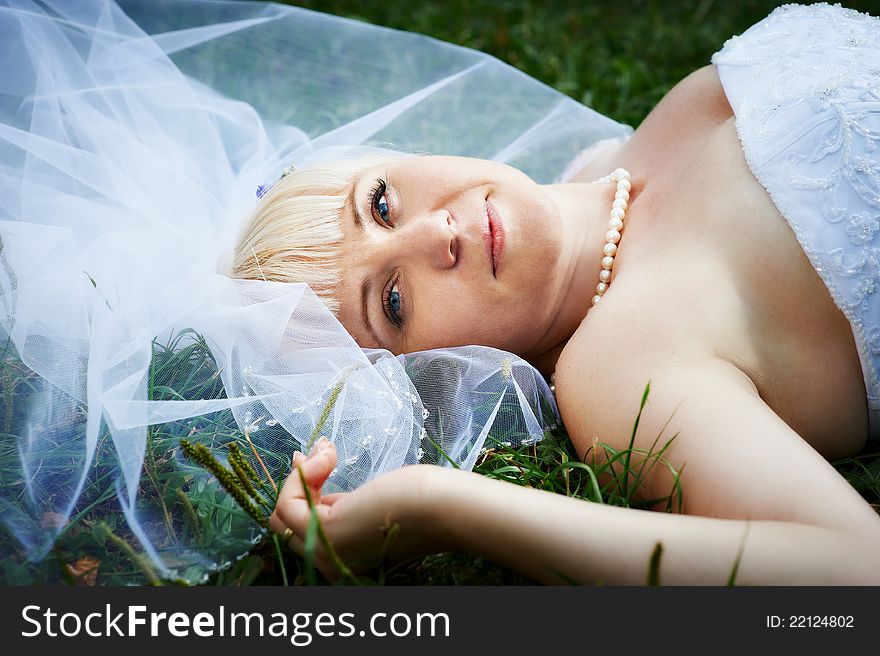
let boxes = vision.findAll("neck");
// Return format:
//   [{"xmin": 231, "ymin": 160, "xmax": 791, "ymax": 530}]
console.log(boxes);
[{"xmin": 525, "ymin": 179, "xmax": 623, "ymax": 378}]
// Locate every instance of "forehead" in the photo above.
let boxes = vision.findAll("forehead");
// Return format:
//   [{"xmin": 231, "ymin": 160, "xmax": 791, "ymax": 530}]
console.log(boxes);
[
  {"xmin": 336, "ymin": 303, "xmax": 375, "ymax": 349},
  {"xmin": 332, "ymin": 205, "xmax": 378, "ymax": 349}
]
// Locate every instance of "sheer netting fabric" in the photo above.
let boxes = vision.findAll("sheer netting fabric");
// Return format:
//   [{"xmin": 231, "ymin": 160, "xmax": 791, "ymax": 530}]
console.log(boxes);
[{"xmin": 0, "ymin": 0, "xmax": 632, "ymax": 583}]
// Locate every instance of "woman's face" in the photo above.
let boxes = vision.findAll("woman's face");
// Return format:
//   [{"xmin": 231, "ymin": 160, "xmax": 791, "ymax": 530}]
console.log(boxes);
[{"xmin": 334, "ymin": 155, "xmax": 571, "ymax": 360}]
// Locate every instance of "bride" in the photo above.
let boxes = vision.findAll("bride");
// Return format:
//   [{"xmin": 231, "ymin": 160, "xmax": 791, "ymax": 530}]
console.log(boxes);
[
  {"xmin": 259, "ymin": 5, "xmax": 880, "ymax": 583},
  {"xmin": 1, "ymin": 0, "xmax": 878, "ymax": 585}
]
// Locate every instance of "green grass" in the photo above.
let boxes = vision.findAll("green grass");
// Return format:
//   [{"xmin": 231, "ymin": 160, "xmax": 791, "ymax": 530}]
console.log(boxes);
[
  {"xmin": 207, "ymin": 397, "xmax": 689, "ymax": 587},
  {"xmin": 279, "ymin": 0, "xmax": 878, "ymax": 129},
  {"xmin": 2, "ymin": 319, "xmax": 877, "ymax": 585}
]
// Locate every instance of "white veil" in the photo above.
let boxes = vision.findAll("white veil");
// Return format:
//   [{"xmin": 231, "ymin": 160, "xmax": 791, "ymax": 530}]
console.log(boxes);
[{"xmin": 0, "ymin": 0, "xmax": 631, "ymax": 584}]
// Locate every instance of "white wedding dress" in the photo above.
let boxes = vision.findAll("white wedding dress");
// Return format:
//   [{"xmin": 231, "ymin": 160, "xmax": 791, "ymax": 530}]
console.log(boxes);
[{"xmin": 712, "ymin": 3, "xmax": 880, "ymax": 441}]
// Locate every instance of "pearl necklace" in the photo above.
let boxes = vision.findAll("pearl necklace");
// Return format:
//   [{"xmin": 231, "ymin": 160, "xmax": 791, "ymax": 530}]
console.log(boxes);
[
  {"xmin": 591, "ymin": 167, "xmax": 632, "ymax": 306},
  {"xmin": 549, "ymin": 167, "xmax": 631, "ymax": 396}
]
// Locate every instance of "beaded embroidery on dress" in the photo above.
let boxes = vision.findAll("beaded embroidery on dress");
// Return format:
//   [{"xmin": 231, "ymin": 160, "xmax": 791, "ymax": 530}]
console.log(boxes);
[{"xmin": 712, "ymin": 3, "xmax": 880, "ymax": 441}]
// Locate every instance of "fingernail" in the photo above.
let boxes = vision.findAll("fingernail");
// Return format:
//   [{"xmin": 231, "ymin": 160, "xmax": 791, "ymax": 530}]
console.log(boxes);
[
  {"xmin": 302, "ymin": 452, "xmax": 328, "ymax": 473},
  {"xmin": 309, "ymin": 436, "xmax": 329, "ymax": 456}
]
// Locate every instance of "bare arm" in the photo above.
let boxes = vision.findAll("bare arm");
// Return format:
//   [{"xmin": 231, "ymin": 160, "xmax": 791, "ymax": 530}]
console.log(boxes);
[
  {"xmin": 418, "ymin": 466, "xmax": 880, "ymax": 585},
  {"xmin": 273, "ymin": 456, "xmax": 880, "ymax": 585},
  {"xmin": 272, "ymin": 360, "xmax": 880, "ymax": 584}
]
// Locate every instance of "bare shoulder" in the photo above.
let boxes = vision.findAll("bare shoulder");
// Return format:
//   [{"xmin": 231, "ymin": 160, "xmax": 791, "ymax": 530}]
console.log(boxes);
[
  {"xmin": 554, "ymin": 339, "xmax": 880, "ymax": 540},
  {"xmin": 630, "ymin": 64, "xmax": 733, "ymax": 163},
  {"xmin": 572, "ymin": 65, "xmax": 733, "ymax": 182},
  {"xmin": 554, "ymin": 330, "xmax": 756, "ymax": 465},
  {"xmin": 660, "ymin": 64, "xmax": 733, "ymax": 121}
]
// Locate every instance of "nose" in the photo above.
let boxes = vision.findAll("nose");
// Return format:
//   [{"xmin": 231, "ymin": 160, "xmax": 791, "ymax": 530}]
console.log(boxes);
[{"xmin": 399, "ymin": 209, "xmax": 457, "ymax": 270}]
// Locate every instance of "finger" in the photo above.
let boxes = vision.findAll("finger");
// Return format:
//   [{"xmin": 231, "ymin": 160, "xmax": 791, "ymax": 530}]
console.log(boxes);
[
  {"xmin": 307, "ymin": 437, "xmax": 337, "ymax": 465},
  {"xmin": 320, "ymin": 492, "xmax": 346, "ymax": 506},
  {"xmin": 285, "ymin": 531, "xmax": 305, "ymax": 558},
  {"xmin": 276, "ymin": 460, "xmax": 307, "ymax": 505},
  {"xmin": 274, "ymin": 496, "xmax": 313, "ymax": 536},
  {"xmin": 269, "ymin": 509, "xmax": 286, "ymax": 535},
  {"xmin": 271, "ymin": 520, "xmax": 305, "ymax": 558},
  {"xmin": 275, "ymin": 450, "xmax": 338, "ymax": 535},
  {"xmin": 277, "ymin": 447, "xmax": 328, "ymax": 497},
  {"xmin": 275, "ymin": 467, "xmax": 322, "ymax": 534},
  {"xmin": 288, "ymin": 445, "xmax": 336, "ymax": 495},
  {"xmin": 308, "ymin": 435, "xmax": 330, "ymax": 457},
  {"xmin": 269, "ymin": 498, "xmax": 310, "ymax": 556},
  {"xmin": 276, "ymin": 451, "xmax": 307, "ymax": 500},
  {"xmin": 303, "ymin": 442, "xmax": 337, "ymax": 491}
]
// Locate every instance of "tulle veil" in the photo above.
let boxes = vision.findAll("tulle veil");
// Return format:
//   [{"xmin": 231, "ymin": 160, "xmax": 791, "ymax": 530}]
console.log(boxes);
[{"xmin": 0, "ymin": 0, "xmax": 631, "ymax": 583}]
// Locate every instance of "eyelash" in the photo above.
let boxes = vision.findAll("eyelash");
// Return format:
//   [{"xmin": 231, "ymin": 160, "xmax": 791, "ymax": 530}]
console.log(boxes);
[
  {"xmin": 368, "ymin": 178, "xmax": 392, "ymax": 226},
  {"xmin": 383, "ymin": 277, "xmax": 404, "ymax": 329},
  {"xmin": 367, "ymin": 178, "xmax": 404, "ymax": 328}
]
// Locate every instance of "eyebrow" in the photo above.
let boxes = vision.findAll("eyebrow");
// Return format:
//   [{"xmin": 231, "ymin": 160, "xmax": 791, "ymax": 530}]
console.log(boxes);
[
  {"xmin": 350, "ymin": 181, "xmax": 382, "ymax": 348},
  {"xmin": 347, "ymin": 178, "xmax": 366, "ymax": 233},
  {"xmin": 360, "ymin": 276, "xmax": 382, "ymax": 349}
]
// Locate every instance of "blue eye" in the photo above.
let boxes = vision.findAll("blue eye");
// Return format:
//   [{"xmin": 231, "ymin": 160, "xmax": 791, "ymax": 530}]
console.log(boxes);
[
  {"xmin": 388, "ymin": 289, "xmax": 400, "ymax": 313},
  {"xmin": 376, "ymin": 195, "xmax": 389, "ymax": 223},
  {"xmin": 369, "ymin": 178, "xmax": 391, "ymax": 225},
  {"xmin": 383, "ymin": 279, "xmax": 403, "ymax": 328}
]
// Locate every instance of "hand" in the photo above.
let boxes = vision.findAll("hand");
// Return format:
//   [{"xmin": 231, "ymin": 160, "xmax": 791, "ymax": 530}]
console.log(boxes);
[{"xmin": 269, "ymin": 438, "xmax": 443, "ymax": 581}]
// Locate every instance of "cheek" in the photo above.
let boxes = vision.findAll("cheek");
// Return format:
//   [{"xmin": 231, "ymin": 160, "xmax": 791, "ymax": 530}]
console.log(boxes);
[
  {"xmin": 410, "ymin": 283, "xmax": 538, "ymax": 353},
  {"xmin": 512, "ymin": 204, "xmax": 563, "ymax": 293},
  {"xmin": 409, "ymin": 285, "xmax": 486, "ymax": 348},
  {"xmin": 507, "ymin": 184, "xmax": 561, "ymax": 253}
]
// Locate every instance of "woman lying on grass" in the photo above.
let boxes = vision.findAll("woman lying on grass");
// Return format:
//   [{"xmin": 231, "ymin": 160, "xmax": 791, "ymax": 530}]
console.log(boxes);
[{"xmin": 243, "ymin": 5, "xmax": 880, "ymax": 584}]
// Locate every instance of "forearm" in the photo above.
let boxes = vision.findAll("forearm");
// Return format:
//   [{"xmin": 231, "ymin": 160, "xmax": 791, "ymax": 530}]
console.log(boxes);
[{"xmin": 417, "ymin": 467, "xmax": 880, "ymax": 585}]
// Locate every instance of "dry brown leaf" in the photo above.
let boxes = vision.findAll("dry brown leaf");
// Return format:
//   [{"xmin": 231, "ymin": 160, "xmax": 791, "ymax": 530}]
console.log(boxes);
[{"xmin": 65, "ymin": 556, "xmax": 100, "ymax": 586}]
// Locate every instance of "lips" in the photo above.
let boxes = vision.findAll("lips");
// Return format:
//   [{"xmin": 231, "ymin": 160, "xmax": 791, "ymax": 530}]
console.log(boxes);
[{"xmin": 485, "ymin": 198, "xmax": 505, "ymax": 277}]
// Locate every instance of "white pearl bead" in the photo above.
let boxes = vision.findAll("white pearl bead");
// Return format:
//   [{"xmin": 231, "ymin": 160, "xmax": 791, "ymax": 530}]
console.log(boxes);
[{"xmin": 591, "ymin": 168, "xmax": 630, "ymax": 314}]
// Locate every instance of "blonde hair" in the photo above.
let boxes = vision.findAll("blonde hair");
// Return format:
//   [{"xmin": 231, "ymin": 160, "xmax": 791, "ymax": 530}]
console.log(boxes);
[{"xmin": 232, "ymin": 153, "xmax": 408, "ymax": 313}]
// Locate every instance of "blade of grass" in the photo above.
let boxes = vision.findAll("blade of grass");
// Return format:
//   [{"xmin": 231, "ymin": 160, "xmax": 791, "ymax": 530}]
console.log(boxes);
[
  {"xmin": 727, "ymin": 521, "xmax": 750, "ymax": 586},
  {"xmin": 296, "ymin": 466, "xmax": 360, "ymax": 585},
  {"xmin": 647, "ymin": 541, "xmax": 663, "ymax": 585},
  {"xmin": 620, "ymin": 381, "xmax": 651, "ymax": 500}
]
